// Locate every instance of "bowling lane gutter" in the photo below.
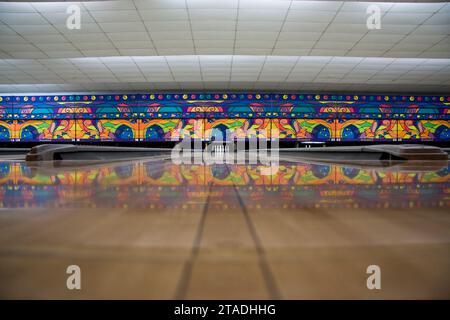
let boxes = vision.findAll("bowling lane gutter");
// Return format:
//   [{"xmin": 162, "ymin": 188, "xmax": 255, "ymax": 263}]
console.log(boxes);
[{"xmin": 225, "ymin": 163, "xmax": 283, "ymax": 300}]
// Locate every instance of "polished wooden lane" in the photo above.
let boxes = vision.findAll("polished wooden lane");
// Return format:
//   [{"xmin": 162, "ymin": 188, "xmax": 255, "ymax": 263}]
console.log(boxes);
[{"xmin": 0, "ymin": 158, "xmax": 448, "ymax": 299}]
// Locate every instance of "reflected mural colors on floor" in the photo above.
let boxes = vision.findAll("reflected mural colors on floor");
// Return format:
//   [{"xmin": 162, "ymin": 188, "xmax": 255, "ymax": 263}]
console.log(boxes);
[
  {"xmin": 0, "ymin": 158, "xmax": 449, "ymax": 299},
  {"xmin": 0, "ymin": 160, "xmax": 448, "ymax": 211}
]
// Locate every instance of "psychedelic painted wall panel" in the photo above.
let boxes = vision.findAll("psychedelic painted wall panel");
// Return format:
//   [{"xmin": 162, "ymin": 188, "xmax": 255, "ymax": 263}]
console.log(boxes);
[
  {"xmin": 335, "ymin": 119, "xmax": 397, "ymax": 141},
  {"xmin": 397, "ymin": 120, "xmax": 429, "ymax": 141},
  {"xmin": 0, "ymin": 120, "xmax": 13, "ymax": 141},
  {"xmin": 205, "ymin": 119, "xmax": 270, "ymax": 140},
  {"xmin": 294, "ymin": 119, "xmax": 334, "ymax": 141},
  {"xmin": 12, "ymin": 95, "xmax": 137, "ymax": 120},
  {"xmin": 1, "ymin": 93, "xmax": 449, "ymax": 143},
  {"xmin": 13, "ymin": 97, "xmax": 76, "ymax": 119},
  {"xmin": 271, "ymin": 101, "xmax": 336, "ymax": 119},
  {"xmin": 76, "ymin": 119, "xmax": 138, "ymax": 141},
  {"xmin": 416, "ymin": 120, "xmax": 449, "ymax": 141},
  {"xmin": 96, "ymin": 120, "xmax": 138, "ymax": 141},
  {"xmin": 0, "ymin": 98, "xmax": 13, "ymax": 120},
  {"xmin": 397, "ymin": 120, "xmax": 450, "ymax": 141},
  {"xmin": 397, "ymin": 120, "xmax": 422, "ymax": 140},
  {"xmin": 75, "ymin": 120, "xmax": 100, "ymax": 140},
  {"xmin": 15, "ymin": 120, "xmax": 76, "ymax": 141},
  {"xmin": 141, "ymin": 119, "xmax": 181, "ymax": 141},
  {"xmin": 97, "ymin": 119, "xmax": 139, "ymax": 141},
  {"xmin": 141, "ymin": 119, "xmax": 204, "ymax": 141},
  {"xmin": 272, "ymin": 119, "xmax": 334, "ymax": 141}
]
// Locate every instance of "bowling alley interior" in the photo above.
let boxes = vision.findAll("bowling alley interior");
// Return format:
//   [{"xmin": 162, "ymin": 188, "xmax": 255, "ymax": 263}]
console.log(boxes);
[{"xmin": 0, "ymin": 0, "xmax": 449, "ymax": 300}]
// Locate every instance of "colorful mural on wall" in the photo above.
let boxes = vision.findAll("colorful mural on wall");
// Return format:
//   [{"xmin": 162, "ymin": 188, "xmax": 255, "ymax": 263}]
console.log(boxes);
[
  {"xmin": 272, "ymin": 119, "xmax": 334, "ymax": 140},
  {"xmin": 335, "ymin": 119, "xmax": 397, "ymax": 141},
  {"xmin": 397, "ymin": 120, "xmax": 450, "ymax": 141},
  {"xmin": 205, "ymin": 118, "xmax": 271, "ymax": 140},
  {"xmin": 14, "ymin": 119, "xmax": 76, "ymax": 141},
  {"xmin": 140, "ymin": 119, "xmax": 204, "ymax": 141},
  {"xmin": 0, "ymin": 93, "xmax": 448, "ymax": 142},
  {"xmin": 0, "ymin": 120, "xmax": 13, "ymax": 141}
]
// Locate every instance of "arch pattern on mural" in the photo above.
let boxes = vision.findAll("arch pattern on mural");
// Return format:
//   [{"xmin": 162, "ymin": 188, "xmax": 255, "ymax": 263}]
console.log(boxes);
[{"xmin": 0, "ymin": 122, "xmax": 12, "ymax": 140}]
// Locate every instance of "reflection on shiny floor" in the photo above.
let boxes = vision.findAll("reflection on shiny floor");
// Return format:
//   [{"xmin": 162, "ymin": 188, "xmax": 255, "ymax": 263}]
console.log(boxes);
[{"xmin": 0, "ymin": 157, "xmax": 449, "ymax": 299}]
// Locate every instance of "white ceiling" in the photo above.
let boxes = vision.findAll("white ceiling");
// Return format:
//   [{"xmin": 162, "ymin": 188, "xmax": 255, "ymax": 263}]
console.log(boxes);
[
  {"xmin": 0, "ymin": 0, "xmax": 449, "ymax": 93},
  {"xmin": 1, "ymin": 0, "xmax": 449, "ymax": 59},
  {"xmin": 1, "ymin": 55, "xmax": 449, "ymax": 93}
]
